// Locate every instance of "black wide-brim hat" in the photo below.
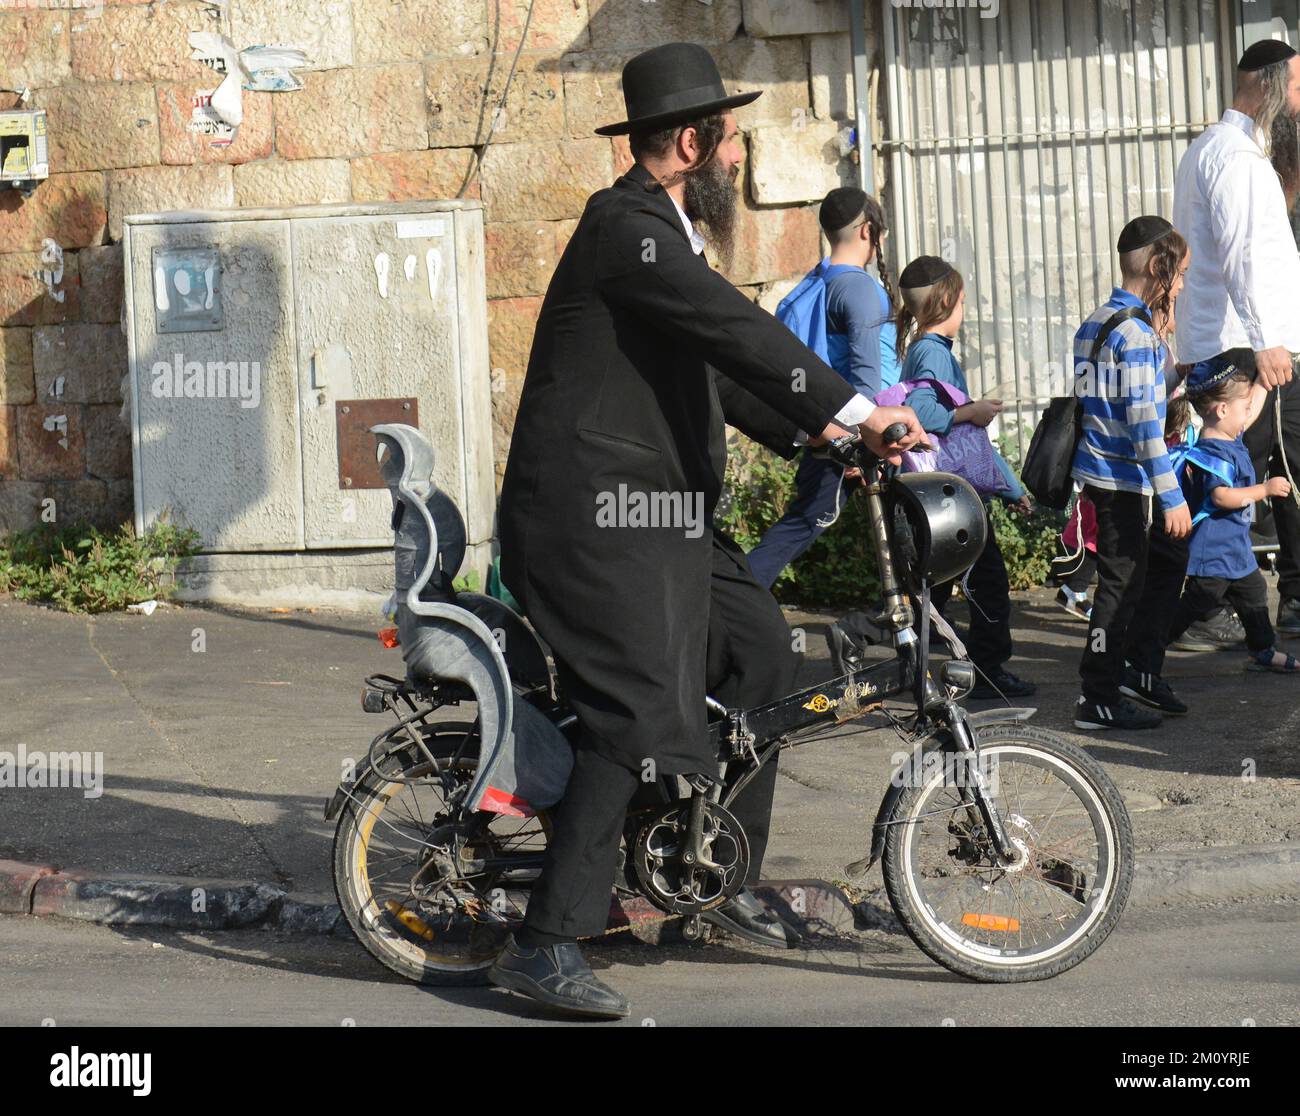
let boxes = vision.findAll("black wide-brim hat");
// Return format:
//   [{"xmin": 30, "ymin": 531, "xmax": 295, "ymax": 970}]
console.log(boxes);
[{"xmin": 594, "ymin": 42, "xmax": 761, "ymax": 137}]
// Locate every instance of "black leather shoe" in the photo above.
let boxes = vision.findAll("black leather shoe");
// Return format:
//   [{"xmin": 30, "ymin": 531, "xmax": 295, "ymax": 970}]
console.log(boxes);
[
  {"xmin": 488, "ymin": 935, "xmax": 629, "ymax": 1019},
  {"xmin": 1278, "ymin": 597, "xmax": 1300, "ymax": 637},
  {"xmin": 701, "ymin": 888, "xmax": 800, "ymax": 949}
]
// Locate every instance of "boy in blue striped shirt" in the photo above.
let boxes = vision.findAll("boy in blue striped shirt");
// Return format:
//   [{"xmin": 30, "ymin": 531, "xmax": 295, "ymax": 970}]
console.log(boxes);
[{"xmin": 1072, "ymin": 217, "xmax": 1193, "ymax": 731}]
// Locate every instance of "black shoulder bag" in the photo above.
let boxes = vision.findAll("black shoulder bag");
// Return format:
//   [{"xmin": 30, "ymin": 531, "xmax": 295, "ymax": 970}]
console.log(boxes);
[{"xmin": 1020, "ymin": 305, "xmax": 1152, "ymax": 508}]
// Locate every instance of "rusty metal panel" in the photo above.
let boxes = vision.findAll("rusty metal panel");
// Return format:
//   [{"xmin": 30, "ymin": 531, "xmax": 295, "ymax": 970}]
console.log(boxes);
[{"xmin": 335, "ymin": 398, "xmax": 418, "ymax": 490}]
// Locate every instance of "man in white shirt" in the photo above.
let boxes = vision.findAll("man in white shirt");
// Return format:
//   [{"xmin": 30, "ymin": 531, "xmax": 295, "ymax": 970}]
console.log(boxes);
[
  {"xmin": 1172, "ymin": 38, "xmax": 1300, "ymax": 637},
  {"xmin": 1173, "ymin": 39, "xmax": 1300, "ymax": 387}
]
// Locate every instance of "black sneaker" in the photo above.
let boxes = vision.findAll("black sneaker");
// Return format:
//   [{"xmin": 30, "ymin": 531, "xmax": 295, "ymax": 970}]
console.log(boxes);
[
  {"xmin": 1170, "ymin": 610, "xmax": 1246, "ymax": 652},
  {"xmin": 970, "ymin": 668, "xmax": 1038, "ymax": 700},
  {"xmin": 1278, "ymin": 597, "xmax": 1300, "ymax": 637},
  {"xmin": 1119, "ymin": 666, "xmax": 1188, "ymax": 715},
  {"xmin": 1072, "ymin": 695, "xmax": 1162, "ymax": 731}
]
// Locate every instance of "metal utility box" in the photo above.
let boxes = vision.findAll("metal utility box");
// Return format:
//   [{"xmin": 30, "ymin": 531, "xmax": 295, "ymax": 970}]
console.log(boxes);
[
  {"xmin": 0, "ymin": 110, "xmax": 50, "ymax": 192},
  {"xmin": 123, "ymin": 201, "xmax": 494, "ymax": 572}
]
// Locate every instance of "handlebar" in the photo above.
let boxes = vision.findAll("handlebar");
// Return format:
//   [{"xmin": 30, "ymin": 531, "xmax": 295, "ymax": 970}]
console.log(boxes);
[
  {"xmin": 882, "ymin": 421, "xmax": 911, "ymax": 444},
  {"xmin": 814, "ymin": 422, "xmax": 927, "ymax": 471}
]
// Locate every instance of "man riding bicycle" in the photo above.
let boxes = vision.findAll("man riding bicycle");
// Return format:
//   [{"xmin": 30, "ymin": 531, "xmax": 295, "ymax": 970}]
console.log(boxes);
[{"xmin": 490, "ymin": 42, "xmax": 922, "ymax": 1019}]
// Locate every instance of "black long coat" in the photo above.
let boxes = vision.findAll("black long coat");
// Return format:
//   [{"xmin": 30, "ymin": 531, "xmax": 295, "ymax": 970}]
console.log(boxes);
[{"xmin": 498, "ymin": 161, "xmax": 855, "ymax": 775}]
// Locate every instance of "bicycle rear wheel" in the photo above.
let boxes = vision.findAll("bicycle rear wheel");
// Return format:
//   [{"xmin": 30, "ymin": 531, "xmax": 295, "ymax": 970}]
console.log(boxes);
[
  {"xmin": 332, "ymin": 721, "xmax": 550, "ymax": 986},
  {"xmin": 881, "ymin": 723, "xmax": 1133, "ymax": 982}
]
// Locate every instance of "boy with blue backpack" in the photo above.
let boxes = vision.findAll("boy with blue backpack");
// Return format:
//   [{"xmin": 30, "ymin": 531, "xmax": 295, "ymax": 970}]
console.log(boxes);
[{"xmin": 745, "ymin": 187, "xmax": 898, "ymax": 588}]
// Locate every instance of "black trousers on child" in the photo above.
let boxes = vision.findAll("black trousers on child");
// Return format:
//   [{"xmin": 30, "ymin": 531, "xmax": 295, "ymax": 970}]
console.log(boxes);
[
  {"xmin": 1168, "ymin": 569, "xmax": 1274, "ymax": 654},
  {"xmin": 931, "ymin": 504, "xmax": 1013, "ymax": 676},
  {"xmin": 1125, "ymin": 504, "xmax": 1191, "ymax": 678},
  {"xmin": 520, "ymin": 532, "xmax": 792, "ymax": 941},
  {"xmin": 1078, "ymin": 487, "xmax": 1150, "ymax": 704}
]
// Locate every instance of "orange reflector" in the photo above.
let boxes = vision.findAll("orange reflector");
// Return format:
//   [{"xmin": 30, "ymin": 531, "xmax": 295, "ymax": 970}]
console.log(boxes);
[
  {"xmin": 384, "ymin": 900, "xmax": 434, "ymax": 941},
  {"xmin": 378, "ymin": 626, "xmax": 399, "ymax": 648},
  {"xmin": 962, "ymin": 913, "xmax": 1020, "ymax": 933}
]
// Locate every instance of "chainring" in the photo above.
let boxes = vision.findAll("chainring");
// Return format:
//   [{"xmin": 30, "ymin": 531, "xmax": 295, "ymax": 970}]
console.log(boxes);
[{"xmin": 631, "ymin": 799, "xmax": 750, "ymax": 915}]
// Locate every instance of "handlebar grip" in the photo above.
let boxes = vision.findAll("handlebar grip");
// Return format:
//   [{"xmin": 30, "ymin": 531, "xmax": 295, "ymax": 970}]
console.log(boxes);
[{"xmin": 882, "ymin": 421, "xmax": 910, "ymax": 445}]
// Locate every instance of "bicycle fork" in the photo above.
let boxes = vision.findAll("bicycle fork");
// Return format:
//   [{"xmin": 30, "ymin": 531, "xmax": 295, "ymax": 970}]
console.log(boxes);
[{"xmin": 946, "ymin": 702, "xmax": 1018, "ymax": 864}]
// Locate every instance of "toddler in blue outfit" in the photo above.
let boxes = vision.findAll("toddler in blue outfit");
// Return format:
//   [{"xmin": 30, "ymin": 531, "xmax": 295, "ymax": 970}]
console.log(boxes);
[{"xmin": 1166, "ymin": 351, "xmax": 1298, "ymax": 673}]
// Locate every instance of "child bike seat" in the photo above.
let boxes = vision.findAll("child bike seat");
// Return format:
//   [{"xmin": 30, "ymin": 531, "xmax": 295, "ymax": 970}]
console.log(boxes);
[{"xmin": 372, "ymin": 423, "xmax": 571, "ymax": 816}]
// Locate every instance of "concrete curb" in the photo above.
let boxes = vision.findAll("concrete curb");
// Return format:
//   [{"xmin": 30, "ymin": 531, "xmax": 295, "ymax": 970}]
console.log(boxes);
[
  {"xmin": 0, "ymin": 860, "xmax": 347, "ymax": 936},
  {"xmin": 1, "ymin": 844, "xmax": 1296, "ymax": 937}
]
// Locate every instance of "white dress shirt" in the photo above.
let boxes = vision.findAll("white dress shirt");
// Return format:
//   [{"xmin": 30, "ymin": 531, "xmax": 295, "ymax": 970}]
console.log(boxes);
[
  {"xmin": 666, "ymin": 191, "xmax": 877, "ymax": 435},
  {"xmin": 1172, "ymin": 108, "xmax": 1300, "ymax": 361}
]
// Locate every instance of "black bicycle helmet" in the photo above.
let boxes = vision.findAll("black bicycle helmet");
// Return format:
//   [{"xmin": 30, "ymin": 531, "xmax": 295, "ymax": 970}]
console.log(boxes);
[{"xmin": 887, "ymin": 472, "xmax": 987, "ymax": 588}]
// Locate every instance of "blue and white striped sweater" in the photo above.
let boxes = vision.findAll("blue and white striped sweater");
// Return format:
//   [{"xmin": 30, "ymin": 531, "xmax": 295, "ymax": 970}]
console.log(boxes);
[{"xmin": 1069, "ymin": 289, "xmax": 1186, "ymax": 512}]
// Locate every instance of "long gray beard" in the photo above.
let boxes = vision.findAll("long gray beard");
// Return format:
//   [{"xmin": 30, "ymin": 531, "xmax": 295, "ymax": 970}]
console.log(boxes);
[{"xmin": 683, "ymin": 156, "xmax": 739, "ymax": 267}]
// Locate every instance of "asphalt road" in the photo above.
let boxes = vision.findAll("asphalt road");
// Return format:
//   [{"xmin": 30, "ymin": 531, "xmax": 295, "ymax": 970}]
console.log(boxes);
[{"xmin": 3, "ymin": 898, "xmax": 1296, "ymax": 1028}]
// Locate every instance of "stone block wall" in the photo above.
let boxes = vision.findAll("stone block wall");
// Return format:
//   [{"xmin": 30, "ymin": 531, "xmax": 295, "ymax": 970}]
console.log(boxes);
[{"xmin": 0, "ymin": 0, "xmax": 870, "ymax": 534}]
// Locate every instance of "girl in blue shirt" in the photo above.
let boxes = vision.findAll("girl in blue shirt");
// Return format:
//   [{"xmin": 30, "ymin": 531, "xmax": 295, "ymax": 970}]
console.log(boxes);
[{"xmin": 892, "ymin": 256, "xmax": 1035, "ymax": 699}]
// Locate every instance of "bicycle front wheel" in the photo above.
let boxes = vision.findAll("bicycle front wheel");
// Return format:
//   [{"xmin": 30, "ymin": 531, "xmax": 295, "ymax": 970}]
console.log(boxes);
[{"xmin": 881, "ymin": 723, "xmax": 1133, "ymax": 982}]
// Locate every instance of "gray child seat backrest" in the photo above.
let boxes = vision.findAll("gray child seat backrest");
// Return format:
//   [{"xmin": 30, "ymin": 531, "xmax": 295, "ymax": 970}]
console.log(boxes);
[{"xmin": 371, "ymin": 423, "xmax": 572, "ymax": 815}]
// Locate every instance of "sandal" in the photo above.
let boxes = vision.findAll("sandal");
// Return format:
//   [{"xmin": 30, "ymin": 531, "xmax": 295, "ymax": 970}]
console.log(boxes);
[{"xmin": 1245, "ymin": 649, "xmax": 1300, "ymax": 673}]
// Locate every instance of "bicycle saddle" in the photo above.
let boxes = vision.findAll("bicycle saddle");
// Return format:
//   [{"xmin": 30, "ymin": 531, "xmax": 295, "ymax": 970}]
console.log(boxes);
[{"xmin": 372, "ymin": 423, "xmax": 572, "ymax": 815}]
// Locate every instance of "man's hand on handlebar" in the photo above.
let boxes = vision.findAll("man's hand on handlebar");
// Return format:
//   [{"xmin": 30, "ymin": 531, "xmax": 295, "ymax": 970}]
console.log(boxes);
[
  {"xmin": 861, "ymin": 406, "xmax": 926, "ymax": 465},
  {"xmin": 808, "ymin": 407, "xmax": 925, "ymax": 467}
]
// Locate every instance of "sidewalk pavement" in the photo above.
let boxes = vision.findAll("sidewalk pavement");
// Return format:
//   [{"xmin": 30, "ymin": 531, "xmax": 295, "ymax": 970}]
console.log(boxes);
[{"xmin": 1, "ymin": 583, "xmax": 1296, "ymax": 935}]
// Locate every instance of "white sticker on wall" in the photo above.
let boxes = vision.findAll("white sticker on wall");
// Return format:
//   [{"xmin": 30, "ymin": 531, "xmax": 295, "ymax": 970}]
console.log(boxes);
[
  {"xmin": 397, "ymin": 218, "xmax": 445, "ymax": 240},
  {"xmin": 426, "ymin": 248, "xmax": 441, "ymax": 304},
  {"xmin": 403, "ymin": 254, "xmax": 417, "ymax": 281},
  {"xmin": 374, "ymin": 252, "xmax": 390, "ymax": 300}
]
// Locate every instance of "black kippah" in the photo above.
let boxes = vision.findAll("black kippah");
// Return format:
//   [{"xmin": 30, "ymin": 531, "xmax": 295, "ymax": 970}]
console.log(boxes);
[
  {"xmin": 899, "ymin": 255, "xmax": 954, "ymax": 289},
  {"xmin": 1117, "ymin": 215, "xmax": 1174, "ymax": 253},
  {"xmin": 819, "ymin": 187, "xmax": 867, "ymax": 234},
  {"xmin": 1239, "ymin": 39, "xmax": 1297, "ymax": 72}
]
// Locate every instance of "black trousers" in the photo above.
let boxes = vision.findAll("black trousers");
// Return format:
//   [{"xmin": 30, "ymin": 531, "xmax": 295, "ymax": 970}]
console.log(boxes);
[
  {"xmin": 1079, "ymin": 487, "xmax": 1150, "ymax": 704},
  {"xmin": 1125, "ymin": 504, "xmax": 1190, "ymax": 678},
  {"xmin": 522, "ymin": 532, "xmax": 796, "ymax": 940},
  {"xmin": 931, "ymin": 504, "xmax": 1013, "ymax": 675},
  {"xmin": 1243, "ymin": 378, "xmax": 1300, "ymax": 601},
  {"xmin": 1169, "ymin": 569, "xmax": 1275, "ymax": 654}
]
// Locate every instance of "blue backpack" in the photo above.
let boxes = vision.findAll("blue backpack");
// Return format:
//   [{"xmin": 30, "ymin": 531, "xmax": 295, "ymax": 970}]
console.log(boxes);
[{"xmin": 776, "ymin": 260, "xmax": 863, "ymax": 365}]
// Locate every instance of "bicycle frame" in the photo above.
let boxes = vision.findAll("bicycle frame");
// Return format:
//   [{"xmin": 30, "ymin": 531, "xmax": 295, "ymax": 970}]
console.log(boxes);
[{"xmin": 701, "ymin": 443, "xmax": 1021, "ymax": 871}]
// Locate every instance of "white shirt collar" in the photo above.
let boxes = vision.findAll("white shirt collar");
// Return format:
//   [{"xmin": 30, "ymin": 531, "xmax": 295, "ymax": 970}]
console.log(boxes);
[
  {"xmin": 668, "ymin": 192, "xmax": 707, "ymax": 256},
  {"xmin": 1222, "ymin": 108, "xmax": 1265, "ymax": 150}
]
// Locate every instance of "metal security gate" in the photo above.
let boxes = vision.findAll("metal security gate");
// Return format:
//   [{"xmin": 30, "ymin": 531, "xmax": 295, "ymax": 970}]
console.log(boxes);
[{"xmin": 875, "ymin": 0, "xmax": 1228, "ymax": 458}]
